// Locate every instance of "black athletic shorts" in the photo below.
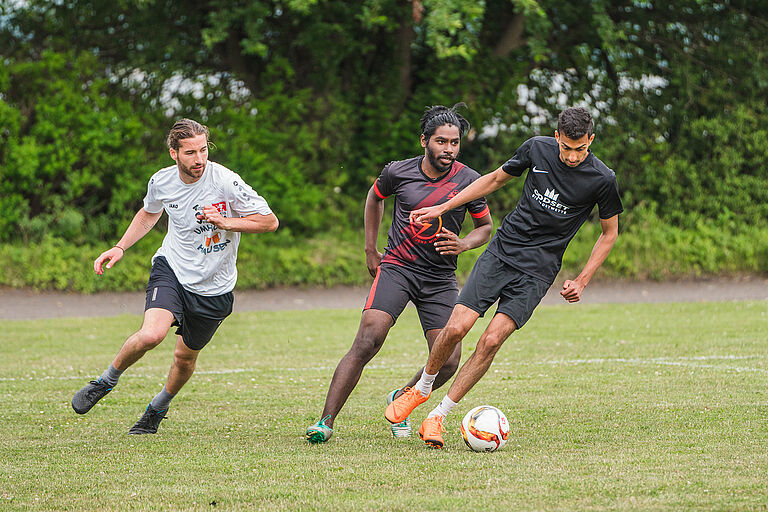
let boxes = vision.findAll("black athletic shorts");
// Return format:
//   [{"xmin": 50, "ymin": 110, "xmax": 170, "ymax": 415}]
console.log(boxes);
[
  {"xmin": 144, "ymin": 256, "xmax": 234, "ymax": 350},
  {"xmin": 363, "ymin": 263, "xmax": 458, "ymax": 332},
  {"xmin": 457, "ymin": 250, "xmax": 550, "ymax": 329}
]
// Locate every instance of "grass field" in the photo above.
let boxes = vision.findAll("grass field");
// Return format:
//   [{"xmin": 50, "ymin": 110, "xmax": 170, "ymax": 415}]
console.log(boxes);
[{"xmin": 1, "ymin": 300, "xmax": 767, "ymax": 511}]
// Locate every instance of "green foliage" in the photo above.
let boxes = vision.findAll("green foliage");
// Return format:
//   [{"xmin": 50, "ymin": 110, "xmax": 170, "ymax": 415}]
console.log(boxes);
[
  {"xmin": 1, "ymin": 0, "xmax": 767, "ymax": 289},
  {"xmin": 0, "ymin": 51, "xmax": 159, "ymax": 244}
]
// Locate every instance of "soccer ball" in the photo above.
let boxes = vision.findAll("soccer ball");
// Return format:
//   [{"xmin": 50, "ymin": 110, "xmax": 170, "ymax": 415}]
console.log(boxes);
[{"xmin": 460, "ymin": 405, "xmax": 510, "ymax": 452}]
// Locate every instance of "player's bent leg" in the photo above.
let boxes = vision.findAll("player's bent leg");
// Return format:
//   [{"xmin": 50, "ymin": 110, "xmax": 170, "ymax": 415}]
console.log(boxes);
[
  {"xmin": 72, "ymin": 308, "xmax": 175, "ymax": 415},
  {"xmin": 165, "ymin": 335, "xmax": 201, "ymax": 395},
  {"xmin": 447, "ymin": 312, "xmax": 517, "ymax": 404},
  {"xmin": 307, "ymin": 309, "xmax": 393, "ymax": 441},
  {"xmin": 113, "ymin": 308, "xmax": 176, "ymax": 370},
  {"xmin": 128, "ymin": 336, "xmax": 199, "ymax": 435},
  {"xmin": 423, "ymin": 305, "xmax": 479, "ymax": 375},
  {"xmin": 431, "ymin": 332, "xmax": 462, "ymax": 390},
  {"xmin": 386, "ymin": 306, "xmax": 479, "ymax": 424}
]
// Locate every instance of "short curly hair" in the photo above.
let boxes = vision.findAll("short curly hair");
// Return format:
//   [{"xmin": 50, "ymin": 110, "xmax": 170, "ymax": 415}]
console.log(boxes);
[{"xmin": 557, "ymin": 107, "xmax": 593, "ymax": 139}]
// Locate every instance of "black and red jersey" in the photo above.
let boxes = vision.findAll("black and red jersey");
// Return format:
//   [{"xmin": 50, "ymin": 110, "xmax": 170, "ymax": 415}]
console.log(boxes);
[{"xmin": 373, "ymin": 156, "xmax": 490, "ymax": 277}]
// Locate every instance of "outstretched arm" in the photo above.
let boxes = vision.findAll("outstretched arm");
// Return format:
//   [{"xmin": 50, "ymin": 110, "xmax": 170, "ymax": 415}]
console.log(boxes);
[
  {"xmin": 561, "ymin": 215, "xmax": 619, "ymax": 303},
  {"xmin": 94, "ymin": 208, "xmax": 163, "ymax": 274},
  {"xmin": 410, "ymin": 167, "xmax": 514, "ymax": 224},
  {"xmin": 363, "ymin": 185, "xmax": 386, "ymax": 277}
]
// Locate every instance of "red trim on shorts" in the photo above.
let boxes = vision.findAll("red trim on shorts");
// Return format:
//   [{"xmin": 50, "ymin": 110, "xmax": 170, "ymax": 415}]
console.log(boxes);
[
  {"xmin": 470, "ymin": 206, "xmax": 490, "ymax": 219},
  {"xmin": 373, "ymin": 182, "xmax": 388, "ymax": 199},
  {"xmin": 364, "ymin": 266, "xmax": 382, "ymax": 310}
]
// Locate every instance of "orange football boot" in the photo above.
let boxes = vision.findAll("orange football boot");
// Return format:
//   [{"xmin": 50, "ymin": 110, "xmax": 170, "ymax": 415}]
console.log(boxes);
[
  {"xmin": 419, "ymin": 415, "xmax": 445, "ymax": 449},
  {"xmin": 385, "ymin": 387, "xmax": 430, "ymax": 424}
]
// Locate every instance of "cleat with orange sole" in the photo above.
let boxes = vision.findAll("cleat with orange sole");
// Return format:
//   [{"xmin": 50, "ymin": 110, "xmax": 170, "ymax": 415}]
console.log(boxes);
[
  {"xmin": 419, "ymin": 415, "xmax": 445, "ymax": 449},
  {"xmin": 385, "ymin": 387, "xmax": 430, "ymax": 424}
]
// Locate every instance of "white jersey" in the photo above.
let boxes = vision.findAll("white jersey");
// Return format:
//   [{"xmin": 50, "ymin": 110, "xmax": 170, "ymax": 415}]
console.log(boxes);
[{"xmin": 143, "ymin": 161, "xmax": 272, "ymax": 296}]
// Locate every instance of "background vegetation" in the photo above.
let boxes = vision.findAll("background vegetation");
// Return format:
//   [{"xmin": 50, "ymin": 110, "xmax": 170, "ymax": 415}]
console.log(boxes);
[{"xmin": 1, "ymin": 0, "xmax": 766, "ymax": 290}]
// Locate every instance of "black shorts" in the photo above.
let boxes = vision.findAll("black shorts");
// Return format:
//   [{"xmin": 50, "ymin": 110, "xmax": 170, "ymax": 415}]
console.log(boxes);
[
  {"xmin": 457, "ymin": 250, "xmax": 550, "ymax": 329},
  {"xmin": 144, "ymin": 256, "xmax": 233, "ymax": 350},
  {"xmin": 363, "ymin": 263, "xmax": 458, "ymax": 332}
]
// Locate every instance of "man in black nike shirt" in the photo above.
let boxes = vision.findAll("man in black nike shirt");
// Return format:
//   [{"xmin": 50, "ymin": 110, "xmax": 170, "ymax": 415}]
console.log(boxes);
[
  {"xmin": 385, "ymin": 107, "xmax": 623, "ymax": 448},
  {"xmin": 306, "ymin": 104, "xmax": 493, "ymax": 443}
]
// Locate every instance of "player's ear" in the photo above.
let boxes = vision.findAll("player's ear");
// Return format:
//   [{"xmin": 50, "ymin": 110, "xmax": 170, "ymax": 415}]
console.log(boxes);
[
  {"xmin": 554, "ymin": 130, "xmax": 560, "ymax": 143},
  {"xmin": 420, "ymin": 134, "xmax": 427, "ymax": 148},
  {"xmin": 169, "ymin": 148, "xmax": 178, "ymax": 162},
  {"xmin": 588, "ymin": 133, "xmax": 595, "ymax": 145}
]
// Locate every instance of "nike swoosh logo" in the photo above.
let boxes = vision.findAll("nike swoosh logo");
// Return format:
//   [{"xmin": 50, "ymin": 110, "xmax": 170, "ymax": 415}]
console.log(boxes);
[{"xmin": 532, "ymin": 165, "xmax": 548, "ymax": 173}]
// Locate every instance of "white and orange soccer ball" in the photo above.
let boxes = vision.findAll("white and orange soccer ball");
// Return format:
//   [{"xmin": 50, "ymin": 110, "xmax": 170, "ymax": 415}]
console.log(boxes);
[{"xmin": 460, "ymin": 405, "xmax": 510, "ymax": 452}]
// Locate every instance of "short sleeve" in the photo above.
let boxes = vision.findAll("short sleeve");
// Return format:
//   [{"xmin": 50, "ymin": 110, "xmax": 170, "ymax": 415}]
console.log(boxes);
[
  {"xmin": 226, "ymin": 174, "xmax": 273, "ymax": 217},
  {"xmin": 373, "ymin": 162, "xmax": 395, "ymax": 199},
  {"xmin": 596, "ymin": 172, "xmax": 623, "ymax": 219},
  {"xmin": 467, "ymin": 195, "xmax": 490, "ymax": 219},
  {"xmin": 142, "ymin": 176, "xmax": 164, "ymax": 214},
  {"xmin": 501, "ymin": 138, "xmax": 533, "ymax": 177}
]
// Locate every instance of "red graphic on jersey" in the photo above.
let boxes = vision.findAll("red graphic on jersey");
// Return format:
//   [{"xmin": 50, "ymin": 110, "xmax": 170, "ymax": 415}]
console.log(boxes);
[
  {"xmin": 212, "ymin": 201, "xmax": 227, "ymax": 214},
  {"xmin": 409, "ymin": 215, "xmax": 443, "ymax": 243},
  {"xmin": 383, "ymin": 237, "xmax": 418, "ymax": 264},
  {"xmin": 382, "ymin": 161, "xmax": 467, "ymax": 265}
]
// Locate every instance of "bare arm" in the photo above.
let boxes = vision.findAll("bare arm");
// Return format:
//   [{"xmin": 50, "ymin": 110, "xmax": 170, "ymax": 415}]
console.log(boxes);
[
  {"xmin": 411, "ymin": 166, "xmax": 514, "ymax": 224},
  {"xmin": 433, "ymin": 213, "xmax": 493, "ymax": 255},
  {"xmin": 94, "ymin": 208, "xmax": 162, "ymax": 274},
  {"xmin": 364, "ymin": 185, "xmax": 386, "ymax": 277},
  {"xmin": 560, "ymin": 215, "xmax": 619, "ymax": 303},
  {"xmin": 202, "ymin": 205, "xmax": 279, "ymax": 233}
]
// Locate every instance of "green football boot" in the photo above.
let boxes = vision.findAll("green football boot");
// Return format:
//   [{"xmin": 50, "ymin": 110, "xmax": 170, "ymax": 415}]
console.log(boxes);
[
  {"xmin": 386, "ymin": 389, "xmax": 412, "ymax": 438},
  {"xmin": 305, "ymin": 415, "xmax": 333, "ymax": 444}
]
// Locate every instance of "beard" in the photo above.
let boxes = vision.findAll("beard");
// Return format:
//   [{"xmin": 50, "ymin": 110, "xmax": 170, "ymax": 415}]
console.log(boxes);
[
  {"xmin": 178, "ymin": 159, "xmax": 205, "ymax": 181},
  {"xmin": 427, "ymin": 147, "xmax": 454, "ymax": 173}
]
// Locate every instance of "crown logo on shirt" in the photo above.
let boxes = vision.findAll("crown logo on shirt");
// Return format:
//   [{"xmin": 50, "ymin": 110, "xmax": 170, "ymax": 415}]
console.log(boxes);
[{"xmin": 544, "ymin": 188, "xmax": 560, "ymax": 201}]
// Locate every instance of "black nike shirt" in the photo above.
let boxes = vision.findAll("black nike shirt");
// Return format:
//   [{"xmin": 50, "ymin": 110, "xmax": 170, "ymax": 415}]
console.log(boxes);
[{"xmin": 487, "ymin": 136, "xmax": 623, "ymax": 283}]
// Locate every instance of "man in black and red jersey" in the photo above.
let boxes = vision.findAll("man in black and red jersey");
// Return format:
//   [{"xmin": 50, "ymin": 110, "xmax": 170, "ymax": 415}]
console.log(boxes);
[
  {"xmin": 306, "ymin": 104, "xmax": 493, "ymax": 443},
  {"xmin": 386, "ymin": 107, "xmax": 623, "ymax": 448}
]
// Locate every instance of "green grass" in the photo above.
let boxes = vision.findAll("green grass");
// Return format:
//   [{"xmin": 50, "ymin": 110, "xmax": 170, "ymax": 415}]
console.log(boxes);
[{"xmin": 1, "ymin": 301, "xmax": 767, "ymax": 511}]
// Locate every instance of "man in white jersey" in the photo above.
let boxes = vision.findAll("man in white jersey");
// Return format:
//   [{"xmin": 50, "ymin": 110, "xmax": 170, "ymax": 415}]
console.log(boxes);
[{"xmin": 71, "ymin": 118, "xmax": 278, "ymax": 434}]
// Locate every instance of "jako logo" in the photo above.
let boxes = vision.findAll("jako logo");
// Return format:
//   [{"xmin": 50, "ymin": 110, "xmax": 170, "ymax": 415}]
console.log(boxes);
[{"xmin": 544, "ymin": 188, "xmax": 559, "ymax": 201}]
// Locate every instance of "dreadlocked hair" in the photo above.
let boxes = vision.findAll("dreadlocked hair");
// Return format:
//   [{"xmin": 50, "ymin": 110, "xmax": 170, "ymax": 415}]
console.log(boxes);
[{"xmin": 420, "ymin": 103, "xmax": 470, "ymax": 141}]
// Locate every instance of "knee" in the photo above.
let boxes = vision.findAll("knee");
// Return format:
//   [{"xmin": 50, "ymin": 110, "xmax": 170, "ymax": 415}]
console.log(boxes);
[
  {"xmin": 173, "ymin": 350, "xmax": 197, "ymax": 372},
  {"xmin": 349, "ymin": 331, "xmax": 384, "ymax": 361},
  {"xmin": 476, "ymin": 332, "xmax": 506, "ymax": 358},
  {"xmin": 135, "ymin": 328, "xmax": 167, "ymax": 350},
  {"xmin": 442, "ymin": 322, "xmax": 471, "ymax": 344}
]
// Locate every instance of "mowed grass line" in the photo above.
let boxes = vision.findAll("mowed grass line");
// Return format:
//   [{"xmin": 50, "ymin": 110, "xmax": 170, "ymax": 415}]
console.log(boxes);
[{"xmin": 1, "ymin": 301, "xmax": 767, "ymax": 511}]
